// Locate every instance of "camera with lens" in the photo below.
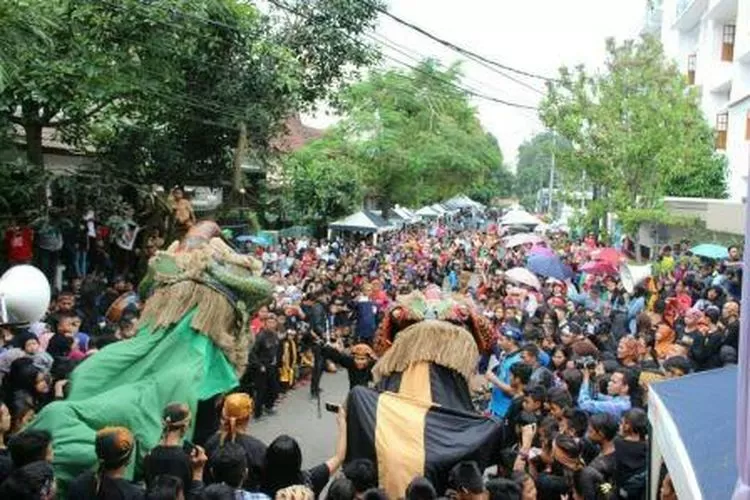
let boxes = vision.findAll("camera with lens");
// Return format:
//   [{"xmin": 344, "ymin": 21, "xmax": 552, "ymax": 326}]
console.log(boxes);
[{"xmin": 575, "ymin": 355, "xmax": 597, "ymax": 370}]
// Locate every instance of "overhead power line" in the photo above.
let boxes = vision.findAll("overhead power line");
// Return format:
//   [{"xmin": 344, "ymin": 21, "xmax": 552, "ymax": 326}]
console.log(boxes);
[
  {"xmin": 264, "ymin": 0, "xmax": 539, "ymax": 110},
  {"xmin": 368, "ymin": 30, "xmax": 544, "ymax": 97},
  {"xmin": 373, "ymin": 4, "xmax": 557, "ymax": 83},
  {"xmin": 100, "ymin": 0, "xmax": 539, "ymax": 113}
]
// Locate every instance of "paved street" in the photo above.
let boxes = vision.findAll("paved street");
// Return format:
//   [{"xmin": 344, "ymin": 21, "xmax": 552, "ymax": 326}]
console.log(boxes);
[{"xmin": 251, "ymin": 370, "xmax": 350, "ymax": 468}]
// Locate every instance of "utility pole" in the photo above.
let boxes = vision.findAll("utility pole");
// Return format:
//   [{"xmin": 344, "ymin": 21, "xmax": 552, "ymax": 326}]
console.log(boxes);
[
  {"xmin": 548, "ymin": 131, "xmax": 556, "ymax": 216},
  {"xmin": 231, "ymin": 122, "xmax": 248, "ymax": 206}
]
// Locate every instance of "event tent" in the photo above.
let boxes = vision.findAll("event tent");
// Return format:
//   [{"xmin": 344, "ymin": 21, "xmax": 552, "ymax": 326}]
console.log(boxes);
[
  {"xmin": 648, "ymin": 366, "xmax": 736, "ymax": 499},
  {"xmin": 442, "ymin": 194, "xmax": 485, "ymax": 212},
  {"xmin": 431, "ymin": 203, "xmax": 452, "ymax": 216},
  {"xmin": 416, "ymin": 205, "xmax": 442, "ymax": 218},
  {"xmin": 500, "ymin": 209, "xmax": 541, "ymax": 227},
  {"xmin": 328, "ymin": 210, "xmax": 393, "ymax": 243},
  {"xmin": 392, "ymin": 206, "xmax": 419, "ymax": 225}
]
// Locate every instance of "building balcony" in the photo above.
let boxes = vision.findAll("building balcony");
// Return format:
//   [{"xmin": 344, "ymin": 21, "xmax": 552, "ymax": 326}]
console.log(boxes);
[
  {"xmin": 707, "ymin": 61, "xmax": 733, "ymax": 94},
  {"xmin": 641, "ymin": 4, "xmax": 663, "ymax": 36},
  {"xmin": 674, "ymin": 0, "xmax": 709, "ymax": 31},
  {"xmin": 706, "ymin": 0, "xmax": 738, "ymax": 22}
]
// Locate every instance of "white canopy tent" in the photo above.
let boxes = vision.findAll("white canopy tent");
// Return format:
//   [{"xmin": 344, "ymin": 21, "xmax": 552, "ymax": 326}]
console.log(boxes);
[
  {"xmin": 392, "ymin": 206, "xmax": 419, "ymax": 225},
  {"xmin": 500, "ymin": 209, "xmax": 541, "ymax": 227},
  {"xmin": 431, "ymin": 203, "xmax": 449, "ymax": 215},
  {"xmin": 443, "ymin": 194, "xmax": 486, "ymax": 212},
  {"xmin": 327, "ymin": 210, "xmax": 394, "ymax": 244},
  {"xmin": 416, "ymin": 205, "xmax": 441, "ymax": 218}
]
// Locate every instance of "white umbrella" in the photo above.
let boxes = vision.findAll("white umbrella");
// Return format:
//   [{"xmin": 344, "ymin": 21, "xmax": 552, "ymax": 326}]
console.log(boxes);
[
  {"xmin": 504, "ymin": 233, "xmax": 542, "ymax": 248},
  {"xmin": 505, "ymin": 267, "xmax": 542, "ymax": 290},
  {"xmin": 501, "ymin": 209, "xmax": 541, "ymax": 226}
]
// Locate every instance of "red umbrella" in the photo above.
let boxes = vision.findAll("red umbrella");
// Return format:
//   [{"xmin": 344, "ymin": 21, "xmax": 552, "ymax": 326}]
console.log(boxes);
[
  {"xmin": 590, "ymin": 247, "xmax": 625, "ymax": 266},
  {"xmin": 580, "ymin": 260, "xmax": 619, "ymax": 275}
]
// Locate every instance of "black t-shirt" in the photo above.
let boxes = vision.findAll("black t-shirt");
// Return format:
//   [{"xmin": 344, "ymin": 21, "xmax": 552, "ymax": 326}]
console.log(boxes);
[
  {"xmin": 0, "ymin": 449, "xmax": 11, "ymax": 487},
  {"xmin": 253, "ymin": 331, "xmax": 280, "ymax": 367},
  {"xmin": 614, "ymin": 438, "xmax": 647, "ymax": 487},
  {"xmin": 321, "ymin": 345, "xmax": 374, "ymax": 389},
  {"xmin": 725, "ymin": 320, "xmax": 740, "ymax": 351},
  {"xmin": 263, "ymin": 463, "xmax": 330, "ymax": 498},
  {"xmin": 306, "ymin": 463, "xmax": 331, "ymax": 498},
  {"xmin": 143, "ymin": 445, "xmax": 191, "ymax": 492},
  {"xmin": 67, "ymin": 470, "xmax": 145, "ymax": 500},
  {"xmin": 204, "ymin": 433, "xmax": 267, "ymax": 490}
]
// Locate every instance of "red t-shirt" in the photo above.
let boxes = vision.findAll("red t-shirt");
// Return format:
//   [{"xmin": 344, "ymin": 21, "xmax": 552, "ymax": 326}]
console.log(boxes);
[{"xmin": 5, "ymin": 228, "xmax": 33, "ymax": 263}]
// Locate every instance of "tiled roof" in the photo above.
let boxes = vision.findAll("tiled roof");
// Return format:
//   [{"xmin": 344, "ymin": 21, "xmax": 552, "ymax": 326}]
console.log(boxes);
[{"xmin": 270, "ymin": 115, "xmax": 324, "ymax": 153}]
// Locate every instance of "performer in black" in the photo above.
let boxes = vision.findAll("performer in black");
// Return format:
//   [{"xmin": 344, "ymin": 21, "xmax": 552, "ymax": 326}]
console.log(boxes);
[
  {"xmin": 322, "ymin": 343, "xmax": 377, "ymax": 389},
  {"xmin": 301, "ymin": 291, "xmax": 327, "ymax": 398},
  {"xmin": 252, "ymin": 313, "xmax": 280, "ymax": 418}
]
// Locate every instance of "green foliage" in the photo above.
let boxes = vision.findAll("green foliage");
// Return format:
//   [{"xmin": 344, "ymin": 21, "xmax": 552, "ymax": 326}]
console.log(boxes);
[
  {"xmin": 0, "ymin": 156, "xmax": 48, "ymax": 217},
  {"xmin": 540, "ymin": 36, "xmax": 728, "ymax": 228},
  {"xmin": 0, "ymin": 2, "xmax": 54, "ymax": 90},
  {"xmin": 514, "ymin": 132, "xmax": 573, "ymax": 209},
  {"xmin": 282, "ymin": 132, "xmax": 363, "ymax": 225},
  {"xmin": 618, "ymin": 207, "xmax": 699, "ymax": 235},
  {"xmin": 283, "ymin": 60, "xmax": 508, "ymax": 222},
  {"xmin": 1, "ymin": 0, "xmax": 381, "ymax": 189}
]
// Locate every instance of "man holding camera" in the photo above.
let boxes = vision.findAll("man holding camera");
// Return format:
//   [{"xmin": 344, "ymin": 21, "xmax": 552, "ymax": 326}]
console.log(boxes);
[{"xmin": 578, "ymin": 366, "xmax": 633, "ymax": 419}]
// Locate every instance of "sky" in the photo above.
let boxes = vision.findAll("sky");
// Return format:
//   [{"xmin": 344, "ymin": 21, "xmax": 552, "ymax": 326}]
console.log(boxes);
[{"xmin": 304, "ymin": 0, "xmax": 645, "ymax": 169}]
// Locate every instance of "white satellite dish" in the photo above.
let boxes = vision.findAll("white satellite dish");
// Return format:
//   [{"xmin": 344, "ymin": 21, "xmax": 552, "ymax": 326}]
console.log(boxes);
[{"xmin": 0, "ymin": 265, "xmax": 51, "ymax": 325}]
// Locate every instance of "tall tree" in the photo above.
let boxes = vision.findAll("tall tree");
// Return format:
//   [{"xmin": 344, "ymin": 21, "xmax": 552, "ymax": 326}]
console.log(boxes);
[
  {"xmin": 287, "ymin": 60, "xmax": 506, "ymax": 218},
  {"xmin": 514, "ymin": 132, "xmax": 555, "ymax": 210},
  {"xmin": 540, "ymin": 36, "xmax": 727, "ymax": 229},
  {"xmin": 282, "ymin": 131, "xmax": 363, "ymax": 227},
  {"xmin": 0, "ymin": 0, "xmax": 381, "ymax": 185}
]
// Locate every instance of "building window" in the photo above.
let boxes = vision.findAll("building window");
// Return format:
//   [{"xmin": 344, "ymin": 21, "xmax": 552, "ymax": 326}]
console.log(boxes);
[
  {"xmin": 715, "ymin": 112, "xmax": 728, "ymax": 150},
  {"xmin": 722, "ymin": 24, "xmax": 735, "ymax": 61},
  {"xmin": 687, "ymin": 54, "xmax": 696, "ymax": 85}
]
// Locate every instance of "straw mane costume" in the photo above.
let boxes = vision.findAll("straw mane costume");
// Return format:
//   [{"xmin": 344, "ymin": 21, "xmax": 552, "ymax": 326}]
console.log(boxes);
[
  {"xmin": 31, "ymin": 221, "xmax": 273, "ymax": 487},
  {"xmin": 346, "ymin": 285, "xmax": 503, "ymax": 498}
]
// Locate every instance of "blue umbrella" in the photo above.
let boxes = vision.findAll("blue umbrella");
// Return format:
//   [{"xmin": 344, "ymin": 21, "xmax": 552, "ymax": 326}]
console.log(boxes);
[
  {"xmin": 690, "ymin": 243, "xmax": 728, "ymax": 260},
  {"xmin": 527, "ymin": 254, "xmax": 573, "ymax": 281},
  {"xmin": 235, "ymin": 234, "xmax": 272, "ymax": 247}
]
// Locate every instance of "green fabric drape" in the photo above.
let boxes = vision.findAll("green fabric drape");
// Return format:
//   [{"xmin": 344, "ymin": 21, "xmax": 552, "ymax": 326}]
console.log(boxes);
[{"xmin": 30, "ymin": 311, "xmax": 239, "ymax": 488}]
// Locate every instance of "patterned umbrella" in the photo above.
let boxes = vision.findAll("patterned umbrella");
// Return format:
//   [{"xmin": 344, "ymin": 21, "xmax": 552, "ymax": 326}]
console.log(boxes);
[
  {"xmin": 506, "ymin": 267, "xmax": 542, "ymax": 290},
  {"xmin": 504, "ymin": 233, "xmax": 542, "ymax": 248}
]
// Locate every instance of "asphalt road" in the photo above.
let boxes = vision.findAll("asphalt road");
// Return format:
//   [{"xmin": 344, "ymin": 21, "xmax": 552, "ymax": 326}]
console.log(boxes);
[{"xmin": 250, "ymin": 370, "xmax": 350, "ymax": 468}]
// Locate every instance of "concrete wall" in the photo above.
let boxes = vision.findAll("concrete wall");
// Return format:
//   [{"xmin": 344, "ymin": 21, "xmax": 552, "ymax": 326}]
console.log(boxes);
[{"xmin": 664, "ymin": 195, "xmax": 745, "ymax": 234}]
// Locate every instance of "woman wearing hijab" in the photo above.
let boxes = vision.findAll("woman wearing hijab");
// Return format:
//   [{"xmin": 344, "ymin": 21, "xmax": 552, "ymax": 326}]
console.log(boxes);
[
  {"xmin": 204, "ymin": 393, "xmax": 266, "ymax": 491},
  {"xmin": 67, "ymin": 426, "xmax": 144, "ymax": 499},
  {"xmin": 616, "ymin": 336, "xmax": 646, "ymax": 370},
  {"xmin": 653, "ymin": 324, "xmax": 677, "ymax": 361},
  {"xmin": 4, "ymin": 357, "xmax": 50, "ymax": 416}
]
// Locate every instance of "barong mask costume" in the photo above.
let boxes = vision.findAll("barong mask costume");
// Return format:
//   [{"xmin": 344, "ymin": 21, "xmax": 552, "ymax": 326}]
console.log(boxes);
[
  {"xmin": 346, "ymin": 285, "xmax": 502, "ymax": 499},
  {"xmin": 31, "ymin": 221, "xmax": 273, "ymax": 490},
  {"xmin": 138, "ymin": 221, "xmax": 273, "ymax": 375}
]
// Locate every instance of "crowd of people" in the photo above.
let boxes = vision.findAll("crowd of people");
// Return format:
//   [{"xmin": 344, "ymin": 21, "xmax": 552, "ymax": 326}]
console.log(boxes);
[{"xmin": 0, "ymin": 206, "xmax": 743, "ymax": 499}]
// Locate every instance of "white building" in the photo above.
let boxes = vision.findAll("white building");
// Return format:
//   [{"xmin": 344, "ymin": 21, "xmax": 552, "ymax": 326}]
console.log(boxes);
[{"xmin": 643, "ymin": 0, "xmax": 750, "ymax": 200}]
